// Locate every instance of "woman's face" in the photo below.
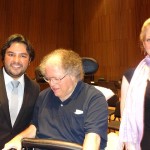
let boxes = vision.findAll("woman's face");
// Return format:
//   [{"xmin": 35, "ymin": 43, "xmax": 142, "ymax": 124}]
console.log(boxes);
[{"xmin": 143, "ymin": 26, "xmax": 150, "ymax": 55}]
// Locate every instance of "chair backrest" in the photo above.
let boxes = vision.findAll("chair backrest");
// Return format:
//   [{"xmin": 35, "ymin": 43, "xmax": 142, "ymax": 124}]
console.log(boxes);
[
  {"xmin": 82, "ymin": 57, "xmax": 99, "ymax": 83},
  {"xmin": 22, "ymin": 138, "xmax": 83, "ymax": 150},
  {"xmin": 107, "ymin": 95, "xmax": 119, "ymax": 107},
  {"xmin": 34, "ymin": 66, "xmax": 45, "ymax": 83},
  {"xmin": 82, "ymin": 57, "xmax": 99, "ymax": 75},
  {"xmin": 114, "ymin": 101, "xmax": 121, "ymax": 119}
]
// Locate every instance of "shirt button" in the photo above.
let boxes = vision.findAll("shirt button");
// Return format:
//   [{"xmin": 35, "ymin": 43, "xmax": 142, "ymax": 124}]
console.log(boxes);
[{"xmin": 61, "ymin": 104, "xmax": 63, "ymax": 107}]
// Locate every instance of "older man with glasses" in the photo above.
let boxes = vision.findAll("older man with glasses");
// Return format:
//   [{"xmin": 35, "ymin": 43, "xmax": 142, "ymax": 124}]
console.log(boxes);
[{"xmin": 3, "ymin": 49, "xmax": 108, "ymax": 150}]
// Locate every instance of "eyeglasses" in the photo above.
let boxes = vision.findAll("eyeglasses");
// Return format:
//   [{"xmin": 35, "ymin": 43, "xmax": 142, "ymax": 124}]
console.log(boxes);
[{"xmin": 43, "ymin": 73, "xmax": 68, "ymax": 84}]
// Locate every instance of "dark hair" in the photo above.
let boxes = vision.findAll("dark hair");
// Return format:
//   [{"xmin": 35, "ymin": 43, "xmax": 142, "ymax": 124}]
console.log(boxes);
[{"xmin": 1, "ymin": 34, "xmax": 35, "ymax": 61}]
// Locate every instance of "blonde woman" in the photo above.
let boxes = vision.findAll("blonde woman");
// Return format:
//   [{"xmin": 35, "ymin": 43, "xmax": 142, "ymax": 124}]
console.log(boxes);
[{"xmin": 119, "ymin": 18, "xmax": 150, "ymax": 150}]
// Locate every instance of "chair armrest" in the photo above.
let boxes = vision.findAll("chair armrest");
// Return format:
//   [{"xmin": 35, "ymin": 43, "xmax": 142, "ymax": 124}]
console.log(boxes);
[{"xmin": 22, "ymin": 138, "xmax": 82, "ymax": 150}]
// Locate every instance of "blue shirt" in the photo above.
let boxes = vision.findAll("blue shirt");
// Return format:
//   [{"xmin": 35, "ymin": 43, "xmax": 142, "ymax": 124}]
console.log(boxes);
[{"xmin": 31, "ymin": 81, "xmax": 108, "ymax": 149}]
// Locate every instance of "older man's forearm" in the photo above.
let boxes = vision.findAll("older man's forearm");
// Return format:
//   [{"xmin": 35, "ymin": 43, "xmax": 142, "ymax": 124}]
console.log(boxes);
[{"xmin": 83, "ymin": 133, "xmax": 100, "ymax": 150}]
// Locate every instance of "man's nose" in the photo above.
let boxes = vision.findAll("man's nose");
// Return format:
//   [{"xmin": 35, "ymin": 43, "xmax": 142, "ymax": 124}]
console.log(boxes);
[{"xmin": 13, "ymin": 55, "xmax": 20, "ymax": 62}]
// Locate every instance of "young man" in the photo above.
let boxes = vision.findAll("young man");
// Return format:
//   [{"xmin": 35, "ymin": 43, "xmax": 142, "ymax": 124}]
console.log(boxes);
[{"xmin": 0, "ymin": 34, "xmax": 40, "ymax": 149}]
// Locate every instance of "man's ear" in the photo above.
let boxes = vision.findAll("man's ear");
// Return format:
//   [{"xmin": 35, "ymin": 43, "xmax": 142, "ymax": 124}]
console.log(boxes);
[{"xmin": 28, "ymin": 58, "xmax": 31, "ymax": 65}]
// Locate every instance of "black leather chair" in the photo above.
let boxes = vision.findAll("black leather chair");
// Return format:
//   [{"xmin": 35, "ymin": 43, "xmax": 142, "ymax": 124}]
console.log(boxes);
[
  {"xmin": 82, "ymin": 57, "xmax": 99, "ymax": 75},
  {"xmin": 22, "ymin": 138, "xmax": 82, "ymax": 150},
  {"xmin": 82, "ymin": 57, "xmax": 99, "ymax": 82},
  {"xmin": 34, "ymin": 66, "xmax": 45, "ymax": 83}
]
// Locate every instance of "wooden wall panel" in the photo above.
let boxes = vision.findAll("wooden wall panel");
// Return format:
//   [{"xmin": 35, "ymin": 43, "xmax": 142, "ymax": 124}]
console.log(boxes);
[
  {"xmin": 0, "ymin": 0, "xmax": 74, "ymax": 79},
  {"xmin": 0, "ymin": 0, "xmax": 150, "ymax": 81},
  {"xmin": 74, "ymin": 0, "xmax": 150, "ymax": 81}
]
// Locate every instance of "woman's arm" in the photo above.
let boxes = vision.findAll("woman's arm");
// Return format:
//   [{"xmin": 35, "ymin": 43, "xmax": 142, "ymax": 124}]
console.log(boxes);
[
  {"xmin": 2, "ymin": 124, "xmax": 36, "ymax": 150},
  {"xmin": 83, "ymin": 133, "xmax": 100, "ymax": 150}
]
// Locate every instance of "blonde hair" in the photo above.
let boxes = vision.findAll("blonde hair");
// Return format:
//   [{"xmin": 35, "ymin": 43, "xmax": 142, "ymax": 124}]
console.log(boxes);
[
  {"xmin": 140, "ymin": 18, "xmax": 150, "ymax": 52},
  {"xmin": 39, "ymin": 48, "xmax": 84, "ymax": 81}
]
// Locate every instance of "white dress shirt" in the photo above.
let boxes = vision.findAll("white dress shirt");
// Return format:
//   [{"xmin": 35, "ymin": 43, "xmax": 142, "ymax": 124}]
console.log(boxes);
[{"xmin": 3, "ymin": 68, "xmax": 25, "ymax": 116}]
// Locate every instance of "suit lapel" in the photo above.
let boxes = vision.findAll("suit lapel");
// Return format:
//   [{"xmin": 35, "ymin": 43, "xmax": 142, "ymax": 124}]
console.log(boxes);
[{"xmin": 0, "ymin": 69, "xmax": 12, "ymax": 126}]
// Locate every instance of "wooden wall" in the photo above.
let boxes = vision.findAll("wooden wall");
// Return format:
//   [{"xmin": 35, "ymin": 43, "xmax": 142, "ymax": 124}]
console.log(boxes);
[
  {"xmin": 74, "ymin": 0, "xmax": 150, "ymax": 80},
  {"xmin": 0, "ymin": 0, "xmax": 150, "ymax": 81},
  {"xmin": 0, "ymin": 0, "xmax": 74, "ymax": 79}
]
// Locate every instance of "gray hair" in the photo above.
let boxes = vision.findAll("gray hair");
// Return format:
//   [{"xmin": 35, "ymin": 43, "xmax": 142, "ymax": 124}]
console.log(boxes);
[{"xmin": 39, "ymin": 48, "xmax": 84, "ymax": 81}]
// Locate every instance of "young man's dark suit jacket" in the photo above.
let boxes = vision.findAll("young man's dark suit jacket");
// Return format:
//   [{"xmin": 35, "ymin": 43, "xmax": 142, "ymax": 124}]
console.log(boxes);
[{"xmin": 0, "ymin": 69, "xmax": 40, "ymax": 149}]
